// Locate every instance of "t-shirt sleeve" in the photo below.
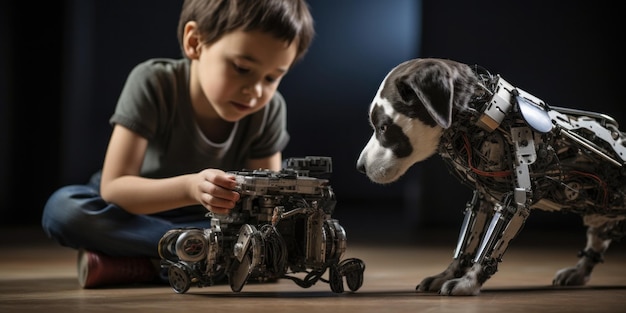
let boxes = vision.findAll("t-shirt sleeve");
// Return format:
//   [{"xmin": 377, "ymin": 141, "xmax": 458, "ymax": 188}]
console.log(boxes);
[{"xmin": 109, "ymin": 60, "xmax": 167, "ymax": 140}]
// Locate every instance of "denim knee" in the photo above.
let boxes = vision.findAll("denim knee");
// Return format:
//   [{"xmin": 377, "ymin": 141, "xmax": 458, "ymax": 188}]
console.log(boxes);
[{"xmin": 41, "ymin": 184, "xmax": 102, "ymax": 247}]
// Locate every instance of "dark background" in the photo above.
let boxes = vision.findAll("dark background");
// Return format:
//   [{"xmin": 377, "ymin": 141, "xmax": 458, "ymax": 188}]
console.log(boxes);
[{"xmin": 1, "ymin": 1, "xmax": 621, "ymax": 240}]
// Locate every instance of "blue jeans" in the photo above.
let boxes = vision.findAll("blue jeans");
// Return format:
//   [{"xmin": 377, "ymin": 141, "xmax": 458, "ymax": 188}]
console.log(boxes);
[{"xmin": 41, "ymin": 172, "xmax": 212, "ymax": 259}]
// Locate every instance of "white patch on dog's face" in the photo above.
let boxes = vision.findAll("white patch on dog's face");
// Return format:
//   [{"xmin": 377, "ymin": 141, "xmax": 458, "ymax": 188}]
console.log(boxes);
[{"xmin": 357, "ymin": 70, "xmax": 443, "ymax": 184}]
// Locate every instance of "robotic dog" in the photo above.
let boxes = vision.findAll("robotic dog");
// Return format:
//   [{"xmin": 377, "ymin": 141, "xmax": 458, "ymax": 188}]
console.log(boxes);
[
  {"xmin": 356, "ymin": 58, "xmax": 626, "ymax": 295},
  {"xmin": 159, "ymin": 156, "xmax": 365, "ymax": 294}
]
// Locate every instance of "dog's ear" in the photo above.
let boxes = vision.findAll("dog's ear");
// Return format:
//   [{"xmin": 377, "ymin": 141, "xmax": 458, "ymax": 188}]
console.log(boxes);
[{"xmin": 395, "ymin": 59, "xmax": 476, "ymax": 129}]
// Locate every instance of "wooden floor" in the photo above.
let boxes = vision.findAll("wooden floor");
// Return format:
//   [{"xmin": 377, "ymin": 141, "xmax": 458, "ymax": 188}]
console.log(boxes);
[{"xmin": 1, "ymin": 226, "xmax": 626, "ymax": 313}]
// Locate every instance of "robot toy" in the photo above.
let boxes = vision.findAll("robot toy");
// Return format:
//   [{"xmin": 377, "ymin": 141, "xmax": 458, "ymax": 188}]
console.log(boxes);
[{"xmin": 158, "ymin": 156, "xmax": 365, "ymax": 294}]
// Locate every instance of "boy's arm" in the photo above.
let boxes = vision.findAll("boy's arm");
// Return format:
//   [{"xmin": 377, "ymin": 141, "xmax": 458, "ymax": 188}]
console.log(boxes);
[
  {"xmin": 100, "ymin": 125, "xmax": 239, "ymax": 215},
  {"xmin": 246, "ymin": 152, "xmax": 282, "ymax": 172}
]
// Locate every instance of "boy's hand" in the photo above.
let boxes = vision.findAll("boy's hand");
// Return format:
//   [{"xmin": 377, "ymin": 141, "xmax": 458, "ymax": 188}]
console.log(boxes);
[{"xmin": 192, "ymin": 169, "xmax": 240, "ymax": 215}]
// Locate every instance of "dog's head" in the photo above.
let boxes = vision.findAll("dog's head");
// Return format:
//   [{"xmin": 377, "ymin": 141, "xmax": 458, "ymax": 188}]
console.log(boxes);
[{"xmin": 356, "ymin": 58, "xmax": 480, "ymax": 184}]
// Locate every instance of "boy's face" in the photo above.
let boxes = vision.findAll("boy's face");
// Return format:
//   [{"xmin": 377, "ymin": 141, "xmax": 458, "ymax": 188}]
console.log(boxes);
[{"xmin": 192, "ymin": 29, "xmax": 298, "ymax": 122}]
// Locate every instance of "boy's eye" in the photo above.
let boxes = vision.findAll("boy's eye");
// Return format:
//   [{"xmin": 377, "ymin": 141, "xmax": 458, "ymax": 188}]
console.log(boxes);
[
  {"xmin": 232, "ymin": 61, "xmax": 280, "ymax": 84},
  {"xmin": 233, "ymin": 63, "xmax": 250, "ymax": 74}
]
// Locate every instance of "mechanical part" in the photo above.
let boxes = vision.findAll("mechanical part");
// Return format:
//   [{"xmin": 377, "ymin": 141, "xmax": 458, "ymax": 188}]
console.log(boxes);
[
  {"xmin": 175, "ymin": 229, "xmax": 207, "ymax": 262},
  {"xmin": 514, "ymin": 89, "xmax": 552, "ymax": 133},
  {"xmin": 158, "ymin": 229, "xmax": 184, "ymax": 261},
  {"xmin": 476, "ymin": 76, "xmax": 515, "ymax": 132},
  {"xmin": 439, "ymin": 65, "xmax": 626, "ymax": 273},
  {"xmin": 204, "ymin": 220, "xmax": 222, "ymax": 275},
  {"xmin": 511, "ymin": 126, "xmax": 536, "ymax": 193},
  {"xmin": 324, "ymin": 219, "xmax": 347, "ymax": 261},
  {"xmin": 564, "ymin": 182, "xmax": 581, "ymax": 201},
  {"xmin": 229, "ymin": 224, "xmax": 263, "ymax": 292},
  {"xmin": 339, "ymin": 258, "xmax": 366, "ymax": 292},
  {"xmin": 229, "ymin": 247, "xmax": 253, "ymax": 292},
  {"xmin": 558, "ymin": 128, "xmax": 622, "ymax": 167},
  {"xmin": 158, "ymin": 156, "xmax": 365, "ymax": 294},
  {"xmin": 549, "ymin": 106, "xmax": 626, "ymax": 165},
  {"xmin": 454, "ymin": 191, "xmax": 480, "ymax": 258},
  {"xmin": 168, "ymin": 263, "xmax": 191, "ymax": 294},
  {"xmin": 328, "ymin": 263, "xmax": 344, "ymax": 293}
]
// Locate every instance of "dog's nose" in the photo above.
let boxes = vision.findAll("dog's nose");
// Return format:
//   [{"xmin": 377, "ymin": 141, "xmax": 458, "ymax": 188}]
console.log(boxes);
[{"xmin": 356, "ymin": 162, "xmax": 366, "ymax": 174}]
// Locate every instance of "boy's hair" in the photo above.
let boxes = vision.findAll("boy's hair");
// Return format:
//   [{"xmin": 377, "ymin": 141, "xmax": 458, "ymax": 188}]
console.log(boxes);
[{"xmin": 178, "ymin": 0, "xmax": 315, "ymax": 63}]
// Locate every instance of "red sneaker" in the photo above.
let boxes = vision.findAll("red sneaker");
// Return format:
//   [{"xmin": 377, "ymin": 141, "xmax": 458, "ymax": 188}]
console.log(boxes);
[{"xmin": 77, "ymin": 250, "xmax": 159, "ymax": 288}]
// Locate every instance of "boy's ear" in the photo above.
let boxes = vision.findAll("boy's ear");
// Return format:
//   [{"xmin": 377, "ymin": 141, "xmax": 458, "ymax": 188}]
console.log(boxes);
[{"xmin": 183, "ymin": 21, "xmax": 201, "ymax": 59}]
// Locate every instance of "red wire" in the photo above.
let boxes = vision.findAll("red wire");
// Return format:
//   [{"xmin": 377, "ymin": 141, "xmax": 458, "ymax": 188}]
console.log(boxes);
[
  {"xmin": 570, "ymin": 170, "xmax": 609, "ymax": 207},
  {"xmin": 462, "ymin": 133, "xmax": 512, "ymax": 178},
  {"xmin": 459, "ymin": 134, "xmax": 609, "ymax": 207}
]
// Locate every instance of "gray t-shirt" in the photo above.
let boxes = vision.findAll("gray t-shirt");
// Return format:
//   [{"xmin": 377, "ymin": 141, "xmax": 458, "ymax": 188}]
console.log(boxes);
[{"xmin": 110, "ymin": 58, "xmax": 290, "ymax": 179}]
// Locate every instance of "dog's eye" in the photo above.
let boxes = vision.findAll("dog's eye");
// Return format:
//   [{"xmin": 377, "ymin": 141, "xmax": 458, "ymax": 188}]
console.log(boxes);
[{"xmin": 378, "ymin": 125, "xmax": 387, "ymax": 134}]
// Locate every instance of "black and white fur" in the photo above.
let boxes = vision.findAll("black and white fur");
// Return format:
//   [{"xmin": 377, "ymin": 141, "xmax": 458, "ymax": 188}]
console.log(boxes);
[{"xmin": 356, "ymin": 58, "xmax": 626, "ymax": 296}]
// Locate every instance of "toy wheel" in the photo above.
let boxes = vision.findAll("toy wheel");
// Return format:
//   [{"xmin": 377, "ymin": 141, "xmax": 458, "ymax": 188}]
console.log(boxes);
[
  {"xmin": 229, "ymin": 251, "xmax": 252, "ymax": 292},
  {"xmin": 168, "ymin": 264, "xmax": 191, "ymax": 294},
  {"xmin": 340, "ymin": 258, "xmax": 365, "ymax": 292},
  {"xmin": 328, "ymin": 264, "xmax": 344, "ymax": 293},
  {"xmin": 158, "ymin": 229, "xmax": 183, "ymax": 261},
  {"xmin": 228, "ymin": 224, "xmax": 262, "ymax": 292},
  {"xmin": 175, "ymin": 229, "xmax": 207, "ymax": 262}
]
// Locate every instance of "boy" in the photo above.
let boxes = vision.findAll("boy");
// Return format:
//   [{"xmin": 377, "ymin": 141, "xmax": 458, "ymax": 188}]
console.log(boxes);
[{"xmin": 41, "ymin": 0, "xmax": 315, "ymax": 288}]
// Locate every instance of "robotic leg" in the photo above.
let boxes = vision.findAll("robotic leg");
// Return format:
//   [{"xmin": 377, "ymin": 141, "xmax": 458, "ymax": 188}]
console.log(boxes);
[
  {"xmin": 416, "ymin": 191, "xmax": 490, "ymax": 293},
  {"xmin": 437, "ymin": 127, "xmax": 534, "ymax": 295}
]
